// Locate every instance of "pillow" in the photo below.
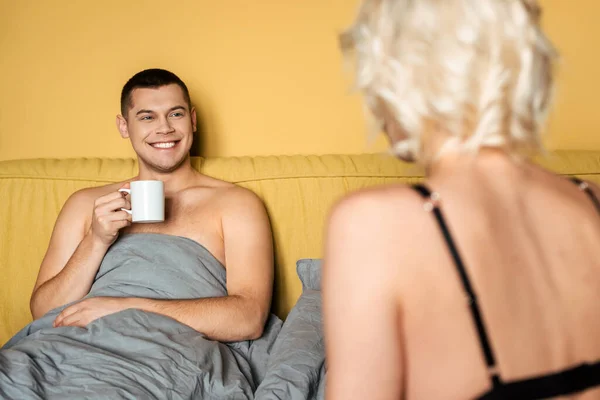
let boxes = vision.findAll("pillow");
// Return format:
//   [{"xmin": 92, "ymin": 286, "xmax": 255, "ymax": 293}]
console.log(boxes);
[
  {"xmin": 254, "ymin": 260, "xmax": 325, "ymax": 399},
  {"xmin": 296, "ymin": 258, "xmax": 322, "ymax": 291}
]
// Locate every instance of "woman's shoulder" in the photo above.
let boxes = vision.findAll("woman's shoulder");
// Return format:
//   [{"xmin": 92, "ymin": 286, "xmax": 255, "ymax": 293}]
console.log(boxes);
[
  {"xmin": 329, "ymin": 184, "xmax": 425, "ymax": 222},
  {"xmin": 325, "ymin": 183, "xmax": 433, "ymax": 256}
]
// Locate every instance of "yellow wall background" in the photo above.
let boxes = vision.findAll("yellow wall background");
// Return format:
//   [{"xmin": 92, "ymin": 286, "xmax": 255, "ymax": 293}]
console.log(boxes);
[{"xmin": 0, "ymin": 0, "xmax": 598, "ymax": 161}]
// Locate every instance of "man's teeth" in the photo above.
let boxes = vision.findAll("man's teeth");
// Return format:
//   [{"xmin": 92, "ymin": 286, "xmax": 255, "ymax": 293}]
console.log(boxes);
[{"xmin": 152, "ymin": 142, "xmax": 176, "ymax": 149}]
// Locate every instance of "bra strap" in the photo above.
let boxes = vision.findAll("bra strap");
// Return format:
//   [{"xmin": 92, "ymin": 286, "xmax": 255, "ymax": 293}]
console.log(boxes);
[
  {"xmin": 571, "ymin": 178, "xmax": 600, "ymax": 214},
  {"xmin": 412, "ymin": 184, "xmax": 502, "ymax": 387}
]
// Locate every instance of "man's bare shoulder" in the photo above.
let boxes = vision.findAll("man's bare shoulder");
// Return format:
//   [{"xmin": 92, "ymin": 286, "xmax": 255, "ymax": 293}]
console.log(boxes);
[
  {"xmin": 60, "ymin": 181, "xmax": 129, "ymax": 225},
  {"xmin": 194, "ymin": 174, "xmax": 236, "ymax": 190},
  {"xmin": 185, "ymin": 175, "xmax": 263, "ymax": 208},
  {"xmin": 42, "ymin": 180, "xmax": 131, "ymax": 238},
  {"xmin": 66, "ymin": 181, "xmax": 128, "ymax": 206},
  {"xmin": 217, "ymin": 184, "xmax": 266, "ymax": 211}
]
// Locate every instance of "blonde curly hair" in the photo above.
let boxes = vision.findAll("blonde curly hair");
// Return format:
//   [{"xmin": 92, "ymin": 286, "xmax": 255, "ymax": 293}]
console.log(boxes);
[{"xmin": 341, "ymin": 0, "xmax": 558, "ymax": 163}]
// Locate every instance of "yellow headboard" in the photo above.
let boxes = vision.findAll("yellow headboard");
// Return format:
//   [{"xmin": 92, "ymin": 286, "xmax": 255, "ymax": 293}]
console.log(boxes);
[{"xmin": 1, "ymin": 151, "xmax": 600, "ymax": 345}]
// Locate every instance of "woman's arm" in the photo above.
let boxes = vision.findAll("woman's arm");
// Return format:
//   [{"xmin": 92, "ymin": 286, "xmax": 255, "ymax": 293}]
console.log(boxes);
[{"xmin": 323, "ymin": 190, "xmax": 410, "ymax": 400}]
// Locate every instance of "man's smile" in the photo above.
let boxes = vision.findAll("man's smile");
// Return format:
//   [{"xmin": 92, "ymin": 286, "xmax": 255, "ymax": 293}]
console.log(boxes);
[{"xmin": 149, "ymin": 140, "xmax": 180, "ymax": 149}]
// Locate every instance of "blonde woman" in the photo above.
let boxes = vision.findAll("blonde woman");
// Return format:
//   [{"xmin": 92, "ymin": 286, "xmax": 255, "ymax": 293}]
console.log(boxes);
[{"xmin": 323, "ymin": 0, "xmax": 600, "ymax": 399}]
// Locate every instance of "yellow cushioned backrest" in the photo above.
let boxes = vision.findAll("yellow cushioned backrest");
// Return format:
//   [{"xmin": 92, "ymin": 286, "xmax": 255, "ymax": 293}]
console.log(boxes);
[{"xmin": 1, "ymin": 151, "xmax": 600, "ymax": 345}]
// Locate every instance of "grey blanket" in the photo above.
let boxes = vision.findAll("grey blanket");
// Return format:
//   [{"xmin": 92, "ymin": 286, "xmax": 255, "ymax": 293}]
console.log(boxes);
[{"xmin": 0, "ymin": 233, "xmax": 282, "ymax": 399}]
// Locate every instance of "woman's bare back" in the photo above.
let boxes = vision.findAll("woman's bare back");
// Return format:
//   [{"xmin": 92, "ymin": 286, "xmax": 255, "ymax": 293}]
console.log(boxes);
[{"xmin": 398, "ymin": 155, "xmax": 600, "ymax": 399}]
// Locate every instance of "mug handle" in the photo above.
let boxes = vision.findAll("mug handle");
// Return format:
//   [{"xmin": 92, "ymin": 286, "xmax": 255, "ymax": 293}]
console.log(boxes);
[{"xmin": 118, "ymin": 188, "xmax": 133, "ymax": 215}]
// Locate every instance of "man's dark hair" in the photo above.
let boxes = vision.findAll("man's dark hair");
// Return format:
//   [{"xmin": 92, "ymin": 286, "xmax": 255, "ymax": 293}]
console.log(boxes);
[{"xmin": 120, "ymin": 68, "xmax": 191, "ymax": 117}]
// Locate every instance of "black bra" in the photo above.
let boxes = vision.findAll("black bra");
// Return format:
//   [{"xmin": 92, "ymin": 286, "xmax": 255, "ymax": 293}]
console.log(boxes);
[{"xmin": 412, "ymin": 177, "xmax": 600, "ymax": 399}]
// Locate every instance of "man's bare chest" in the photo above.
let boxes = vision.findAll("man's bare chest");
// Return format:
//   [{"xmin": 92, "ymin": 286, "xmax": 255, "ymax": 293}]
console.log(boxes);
[{"xmin": 121, "ymin": 197, "xmax": 226, "ymax": 265}]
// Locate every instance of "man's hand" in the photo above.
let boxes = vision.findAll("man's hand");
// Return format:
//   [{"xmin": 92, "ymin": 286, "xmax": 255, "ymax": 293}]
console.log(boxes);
[
  {"xmin": 89, "ymin": 184, "xmax": 132, "ymax": 247},
  {"xmin": 53, "ymin": 297, "xmax": 131, "ymax": 328},
  {"xmin": 30, "ymin": 183, "xmax": 133, "ymax": 320}
]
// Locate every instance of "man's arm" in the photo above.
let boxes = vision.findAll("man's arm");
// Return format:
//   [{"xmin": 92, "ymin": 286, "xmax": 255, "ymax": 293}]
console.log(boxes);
[
  {"xmin": 31, "ymin": 188, "xmax": 131, "ymax": 319},
  {"xmin": 55, "ymin": 187, "xmax": 274, "ymax": 342}
]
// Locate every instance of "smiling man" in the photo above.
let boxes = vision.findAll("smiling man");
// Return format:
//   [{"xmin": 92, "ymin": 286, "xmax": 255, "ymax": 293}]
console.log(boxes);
[
  {"xmin": 0, "ymin": 68, "xmax": 281, "ymax": 399},
  {"xmin": 25, "ymin": 68, "xmax": 274, "ymax": 342}
]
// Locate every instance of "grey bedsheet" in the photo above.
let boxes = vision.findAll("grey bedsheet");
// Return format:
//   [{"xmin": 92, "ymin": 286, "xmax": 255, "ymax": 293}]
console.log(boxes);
[
  {"xmin": 0, "ymin": 233, "xmax": 282, "ymax": 399},
  {"xmin": 254, "ymin": 289, "xmax": 325, "ymax": 400}
]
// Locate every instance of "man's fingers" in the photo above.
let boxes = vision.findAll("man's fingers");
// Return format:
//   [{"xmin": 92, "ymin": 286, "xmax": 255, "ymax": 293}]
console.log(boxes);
[
  {"xmin": 96, "ymin": 197, "xmax": 130, "ymax": 215},
  {"xmin": 106, "ymin": 210, "xmax": 132, "ymax": 222},
  {"xmin": 59, "ymin": 312, "xmax": 86, "ymax": 327},
  {"xmin": 114, "ymin": 219, "xmax": 132, "ymax": 230},
  {"xmin": 94, "ymin": 191, "xmax": 126, "ymax": 208},
  {"xmin": 54, "ymin": 305, "xmax": 80, "ymax": 327}
]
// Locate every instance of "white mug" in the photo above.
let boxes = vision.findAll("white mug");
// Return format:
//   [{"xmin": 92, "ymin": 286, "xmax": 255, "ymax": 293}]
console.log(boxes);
[{"xmin": 119, "ymin": 180, "xmax": 165, "ymax": 223}]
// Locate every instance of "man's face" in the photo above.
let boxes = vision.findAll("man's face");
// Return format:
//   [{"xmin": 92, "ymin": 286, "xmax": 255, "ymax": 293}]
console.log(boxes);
[{"xmin": 117, "ymin": 84, "xmax": 196, "ymax": 173}]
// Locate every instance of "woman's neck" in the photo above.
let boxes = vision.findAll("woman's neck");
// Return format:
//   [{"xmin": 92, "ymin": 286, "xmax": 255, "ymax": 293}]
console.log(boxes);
[{"xmin": 426, "ymin": 147, "xmax": 518, "ymax": 181}]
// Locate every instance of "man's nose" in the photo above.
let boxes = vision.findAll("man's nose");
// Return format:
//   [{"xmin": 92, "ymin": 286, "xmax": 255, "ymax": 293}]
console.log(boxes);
[{"xmin": 156, "ymin": 117, "xmax": 175, "ymax": 134}]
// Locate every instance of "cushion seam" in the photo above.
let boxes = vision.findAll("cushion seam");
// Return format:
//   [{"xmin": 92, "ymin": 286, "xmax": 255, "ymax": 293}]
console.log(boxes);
[{"xmin": 0, "ymin": 172, "xmax": 599, "ymax": 184}]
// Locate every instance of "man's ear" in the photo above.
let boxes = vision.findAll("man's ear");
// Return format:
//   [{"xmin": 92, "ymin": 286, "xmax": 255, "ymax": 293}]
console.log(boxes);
[
  {"xmin": 116, "ymin": 115, "xmax": 129, "ymax": 139},
  {"xmin": 191, "ymin": 107, "xmax": 197, "ymax": 133}
]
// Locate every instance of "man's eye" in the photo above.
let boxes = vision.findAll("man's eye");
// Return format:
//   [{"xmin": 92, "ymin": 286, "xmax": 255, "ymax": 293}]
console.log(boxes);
[
  {"xmin": 170, "ymin": 112, "xmax": 183, "ymax": 118},
  {"xmin": 140, "ymin": 116, "xmax": 153, "ymax": 121}
]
